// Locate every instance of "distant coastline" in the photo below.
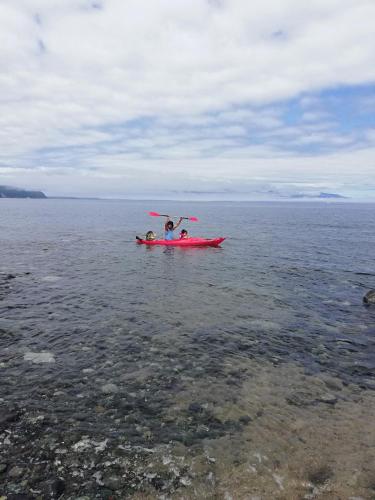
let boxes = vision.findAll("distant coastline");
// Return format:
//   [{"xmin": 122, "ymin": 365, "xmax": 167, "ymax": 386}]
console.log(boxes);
[
  {"xmin": 0, "ymin": 185, "xmax": 356, "ymax": 202},
  {"xmin": 0, "ymin": 185, "xmax": 47, "ymax": 199}
]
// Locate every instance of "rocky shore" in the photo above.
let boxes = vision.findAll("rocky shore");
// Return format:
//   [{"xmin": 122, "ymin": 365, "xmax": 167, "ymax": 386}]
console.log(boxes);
[
  {"xmin": 1, "ymin": 354, "xmax": 374, "ymax": 499},
  {"xmin": 1, "ymin": 271, "xmax": 374, "ymax": 498}
]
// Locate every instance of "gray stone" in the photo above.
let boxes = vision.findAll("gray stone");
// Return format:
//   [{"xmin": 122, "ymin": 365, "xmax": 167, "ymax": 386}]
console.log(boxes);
[
  {"xmin": 286, "ymin": 392, "xmax": 314, "ymax": 407},
  {"xmin": 49, "ymin": 478, "xmax": 65, "ymax": 498},
  {"xmin": 318, "ymin": 393, "xmax": 338, "ymax": 405},
  {"xmin": 101, "ymin": 383, "xmax": 119, "ymax": 394},
  {"xmin": 320, "ymin": 375, "xmax": 343, "ymax": 391},
  {"xmin": 103, "ymin": 474, "xmax": 122, "ymax": 490},
  {"xmin": 239, "ymin": 415, "xmax": 252, "ymax": 425},
  {"xmin": 24, "ymin": 351, "xmax": 55, "ymax": 363},
  {"xmin": 8, "ymin": 465, "xmax": 24, "ymax": 478},
  {"xmin": 188, "ymin": 402, "xmax": 203, "ymax": 413},
  {"xmin": 0, "ymin": 463, "xmax": 7, "ymax": 473},
  {"xmin": 0, "ymin": 408, "xmax": 20, "ymax": 425}
]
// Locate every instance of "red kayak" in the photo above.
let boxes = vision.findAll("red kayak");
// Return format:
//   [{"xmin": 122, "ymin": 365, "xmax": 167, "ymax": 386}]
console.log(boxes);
[{"xmin": 136, "ymin": 237, "xmax": 225, "ymax": 247}]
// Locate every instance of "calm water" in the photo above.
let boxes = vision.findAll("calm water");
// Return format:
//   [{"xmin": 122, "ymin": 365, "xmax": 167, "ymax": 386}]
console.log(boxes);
[{"xmin": 1, "ymin": 199, "xmax": 375, "ymax": 499}]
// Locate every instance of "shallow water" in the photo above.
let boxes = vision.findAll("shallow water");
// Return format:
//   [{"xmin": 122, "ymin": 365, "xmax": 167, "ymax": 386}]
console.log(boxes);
[{"xmin": 0, "ymin": 199, "xmax": 375, "ymax": 498}]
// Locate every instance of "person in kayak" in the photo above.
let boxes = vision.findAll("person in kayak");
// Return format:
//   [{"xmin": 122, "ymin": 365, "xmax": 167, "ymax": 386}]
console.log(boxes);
[
  {"xmin": 145, "ymin": 231, "xmax": 156, "ymax": 241},
  {"xmin": 164, "ymin": 217, "xmax": 183, "ymax": 240},
  {"xmin": 179, "ymin": 229, "xmax": 188, "ymax": 239}
]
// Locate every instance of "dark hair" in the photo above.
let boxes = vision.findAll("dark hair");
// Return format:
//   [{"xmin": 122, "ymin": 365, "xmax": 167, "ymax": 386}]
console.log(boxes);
[
  {"xmin": 146, "ymin": 230, "xmax": 156, "ymax": 241},
  {"xmin": 181, "ymin": 229, "xmax": 187, "ymax": 234},
  {"xmin": 166, "ymin": 221, "xmax": 174, "ymax": 229}
]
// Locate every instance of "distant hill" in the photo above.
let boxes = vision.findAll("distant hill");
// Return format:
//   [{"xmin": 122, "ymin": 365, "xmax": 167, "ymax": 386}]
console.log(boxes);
[
  {"xmin": 317, "ymin": 192, "xmax": 347, "ymax": 199},
  {"xmin": 290, "ymin": 192, "xmax": 347, "ymax": 200},
  {"xmin": 0, "ymin": 185, "xmax": 47, "ymax": 199}
]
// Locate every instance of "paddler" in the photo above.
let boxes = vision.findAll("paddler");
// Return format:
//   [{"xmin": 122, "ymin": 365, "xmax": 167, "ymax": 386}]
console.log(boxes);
[{"xmin": 164, "ymin": 216, "xmax": 183, "ymax": 240}]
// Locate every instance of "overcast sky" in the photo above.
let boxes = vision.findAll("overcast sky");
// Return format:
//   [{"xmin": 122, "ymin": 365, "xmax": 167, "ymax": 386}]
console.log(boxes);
[{"xmin": 1, "ymin": 0, "xmax": 375, "ymax": 199}]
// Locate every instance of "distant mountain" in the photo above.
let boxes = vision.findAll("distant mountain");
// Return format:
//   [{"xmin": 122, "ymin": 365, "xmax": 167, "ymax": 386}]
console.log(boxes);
[
  {"xmin": 289, "ymin": 192, "xmax": 347, "ymax": 199},
  {"xmin": 317, "ymin": 192, "xmax": 347, "ymax": 199},
  {"xmin": 0, "ymin": 185, "xmax": 47, "ymax": 199}
]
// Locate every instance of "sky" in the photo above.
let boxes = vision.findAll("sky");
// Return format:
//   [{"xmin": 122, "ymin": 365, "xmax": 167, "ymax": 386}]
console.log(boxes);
[{"xmin": 0, "ymin": 0, "xmax": 375, "ymax": 200}]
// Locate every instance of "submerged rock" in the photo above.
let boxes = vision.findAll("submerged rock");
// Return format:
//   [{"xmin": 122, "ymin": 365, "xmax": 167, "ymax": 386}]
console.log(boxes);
[
  {"xmin": 24, "ymin": 352, "xmax": 55, "ymax": 363},
  {"xmin": 103, "ymin": 474, "xmax": 123, "ymax": 490},
  {"xmin": 8, "ymin": 465, "xmax": 24, "ymax": 478},
  {"xmin": 363, "ymin": 289, "xmax": 375, "ymax": 305},
  {"xmin": 317, "ymin": 394, "xmax": 338, "ymax": 405},
  {"xmin": 239, "ymin": 415, "xmax": 252, "ymax": 425},
  {"xmin": 41, "ymin": 478, "xmax": 66, "ymax": 498},
  {"xmin": 188, "ymin": 402, "xmax": 204, "ymax": 414},
  {"xmin": 0, "ymin": 408, "xmax": 21, "ymax": 428},
  {"xmin": 101, "ymin": 383, "xmax": 119, "ymax": 394}
]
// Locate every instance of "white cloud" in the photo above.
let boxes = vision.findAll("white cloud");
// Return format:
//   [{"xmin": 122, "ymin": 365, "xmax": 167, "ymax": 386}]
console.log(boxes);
[{"xmin": 0, "ymin": 0, "xmax": 374, "ymax": 197}]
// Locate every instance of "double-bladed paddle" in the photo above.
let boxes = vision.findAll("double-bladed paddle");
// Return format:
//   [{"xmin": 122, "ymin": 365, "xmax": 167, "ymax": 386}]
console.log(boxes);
[{"xmin": 148, "ymin": 211, "xmax": 198, "ymax": 222}]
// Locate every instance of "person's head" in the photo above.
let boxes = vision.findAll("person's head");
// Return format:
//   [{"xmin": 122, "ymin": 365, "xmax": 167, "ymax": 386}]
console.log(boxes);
[
  {"xmin": 180, "ymin": 229, "xmax": 188, "ymax": 238},
  {"xmin": 146, "ymin": 230, "xmax": 156, "ymax": 241},
  {"xmin": 166, "ymin": 220, "xmax": 174, "ymax": 230}
]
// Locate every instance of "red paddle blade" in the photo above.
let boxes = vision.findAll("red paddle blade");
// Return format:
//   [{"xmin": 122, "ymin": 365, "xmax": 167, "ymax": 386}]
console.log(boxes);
[
  {"xmin": 189, "ymin": 216, "xmax": 198, "ymax": 222},
  {"xmin": 148, "ymin": 211, "xmax": 160, "ymax": 217}
]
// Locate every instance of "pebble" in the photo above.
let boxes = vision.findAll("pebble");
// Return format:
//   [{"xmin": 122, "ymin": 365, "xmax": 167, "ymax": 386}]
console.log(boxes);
[
  {"xmin": 82, "ymin": 368, "xmax": 95, "ymax": 374},
  {"xmin": 318, "ymin": 394, "xmax": 338, "ymax": 405},
  {"xmin": 50, "ymin": 477, "xmax": 66, "ymax": 498},
  {"xmin": 53, "ymin": 391, "xmax": 66, "ymax": 397},
  {"xmin": 8, "ymin": 465, "xmax": 24, "ymax": 478},
  {"xmin": 24, "ymin": 352, "xmax": 55, "ymax": 363},
  {"xmin": 103, "ymin": 474, "xmax": 122, "ymax": 490},
  {"xmin": 188, "ymin": 402, "xmax": 203, "ymax": 413},
  {"xmin": 180, "ymin": 476, "xmax": 192, "ymax": 486},
  {"xmin": 239, "ymin": 415, "xmax": 252, "ymax": 425},
  {"xmin": 320, "ymin": 375, "xmax": 343, "ymax": 391},
  {"xmin": 0, "ymin": 409, "xmax": 20, "ymax": 425},
  {"xmin": 0, "ymin": 463, "xmax": 7, "ymax": 473},
  {"xmin": 286, "ymin": 392, "xmax": 313, "ymax": 407},
  {"xmin": 101, "ymin": 383, "xmax": 119, "ymax": 394}
]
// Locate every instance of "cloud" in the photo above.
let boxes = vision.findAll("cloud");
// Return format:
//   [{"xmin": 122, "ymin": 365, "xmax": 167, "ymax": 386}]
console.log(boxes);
[{"xmin": 0, "ymin": 0, "xmax": 375, "ymax": 198}]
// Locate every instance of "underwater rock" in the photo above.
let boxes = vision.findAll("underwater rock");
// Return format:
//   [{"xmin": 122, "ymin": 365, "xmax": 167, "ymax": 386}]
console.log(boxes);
[
  {"xmin": 0, "ymin": 408, "xmax": 21, "ymax": 427},
  {"xmin": 48, "ymin": 478, "xmax": 66, "ymax": 498},
  {"xmin": 101, "ymin": 383, "xmax": 119, "ymax": 394},
  {"xmin": 317, "ymin": 393, "xmax": 338, "ymax": 405},
  {"xmin": 308, "ymin": 465, "xmax": 333, "ymax": 485},
  {"xmin": 239, "ymin": 415, "xmax": 252, "ymax": 425},
  {"xmin": 363, "ymin": 289, "xmax": 375, "ymax": 305},
  {"xmin": 103, "ymin": 474, "xmax": 123, "ymax": 490},
  {"xmin": 24, "ymin": 352, "xmax": 55, "ymax": 363},
  {"xmin": 7, "ymin": 465, "xmax": 24, "ymax": 478},
  {"xmin": 188, "ymin": 402, "xmax": 204, "ymax": 414}
]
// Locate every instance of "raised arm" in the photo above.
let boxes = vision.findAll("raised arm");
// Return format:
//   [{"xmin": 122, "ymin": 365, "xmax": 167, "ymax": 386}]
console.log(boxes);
[
  {"xmin": 174, "ymin": 217, "xmax": 183, "ymax": 230},
  {"xmin": 164, "ymin": 215, "xmax": 170, "ymax": 231}
]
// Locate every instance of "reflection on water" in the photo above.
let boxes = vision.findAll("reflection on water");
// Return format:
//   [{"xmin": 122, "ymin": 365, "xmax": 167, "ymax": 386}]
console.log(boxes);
[{"xmin": 0, "ymin": 199, "xmax": 375, "ymax": 498}]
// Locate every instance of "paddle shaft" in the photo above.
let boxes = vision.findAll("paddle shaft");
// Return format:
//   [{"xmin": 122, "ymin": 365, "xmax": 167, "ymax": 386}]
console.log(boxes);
[
  {"xmin": 159, "ymin": 214, "xmax": 188, "ymax": 220},
  {"xmin": 148, "ymin": 212, "xmax": 198, "ymax": 222}
]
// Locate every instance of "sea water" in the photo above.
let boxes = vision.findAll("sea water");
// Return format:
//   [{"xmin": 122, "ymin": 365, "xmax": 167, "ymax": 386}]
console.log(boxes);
[{"xmin": 0, "ymin": 199, "xmax": 374, "ymax": 498}]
